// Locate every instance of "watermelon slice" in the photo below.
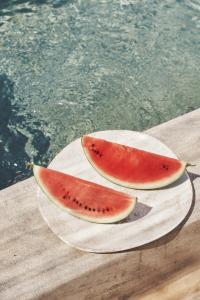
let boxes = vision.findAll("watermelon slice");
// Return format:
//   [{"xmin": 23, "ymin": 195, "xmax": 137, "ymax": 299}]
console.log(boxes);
[
  {"xmin": 81, "ymin": 136, "xmax": 187, "ymax": 189},
  {"xmin": 33, "ymin": 164, "xmax": 137, "ymax": 223}
]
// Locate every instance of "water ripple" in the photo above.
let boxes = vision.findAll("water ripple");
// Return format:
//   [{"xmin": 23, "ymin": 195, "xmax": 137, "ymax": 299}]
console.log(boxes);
[{"xmin": 185, "ymin": 0, "xmax": 200, "ymax": 11}]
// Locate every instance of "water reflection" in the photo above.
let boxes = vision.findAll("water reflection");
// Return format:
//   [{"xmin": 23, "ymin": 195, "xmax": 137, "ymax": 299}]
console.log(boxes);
[
  {"xmin": 0, "ymin": 74, "xmax": 28, "ymax": 188},
  {"xmin": 0, "ymin": 0, "xmax": 69, "ymax": 14},
  {"xmin": 0, "ymin": 74, "xmax": 50, "ymax": 189}
]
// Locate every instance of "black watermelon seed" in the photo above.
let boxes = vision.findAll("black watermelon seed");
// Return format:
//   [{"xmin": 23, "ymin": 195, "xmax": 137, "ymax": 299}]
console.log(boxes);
[
  {"xmin": 85, "ymin": 206, "xmax": 88, "ymax": 210},
  {"xmin": 162, "ymin": 164, "xmax": 169, "ymax": 170},
  {"xmin": 89, "ymin": 208, "xmax": 91, "ymax": 211},
  {"xmin": 93, "ymin": 208, "xmax": 96, "ymax": 211}
]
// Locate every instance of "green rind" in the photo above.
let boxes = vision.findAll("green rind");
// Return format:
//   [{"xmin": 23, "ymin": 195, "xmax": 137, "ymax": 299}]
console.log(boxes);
[
  {"xmin": 81, "ymin": 136, "xmax": 187, "ymax": 190},
  {"xmin": 33, "ymin": 165, "xmax": 137, "ymax": 224}
]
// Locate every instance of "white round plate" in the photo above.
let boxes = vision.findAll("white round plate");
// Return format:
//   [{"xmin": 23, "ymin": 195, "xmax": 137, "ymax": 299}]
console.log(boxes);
[{"xmin": 37, "ymin": 130, "xmax": 193, "ymax": 253}]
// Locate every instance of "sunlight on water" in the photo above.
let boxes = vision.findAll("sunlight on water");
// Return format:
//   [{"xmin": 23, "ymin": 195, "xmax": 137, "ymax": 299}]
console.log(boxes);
[
  {"xmin": 0, "ymin": 0, "xmax": 200, "ymax": 189},
  {"xmin": 186, "ymin": 0, "xmax": 200, "ymax": 11}
]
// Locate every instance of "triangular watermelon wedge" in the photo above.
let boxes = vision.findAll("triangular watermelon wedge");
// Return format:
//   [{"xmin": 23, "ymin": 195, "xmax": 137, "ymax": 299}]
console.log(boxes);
[
  {"xmin": 81, "ymin": 136, "xmax": 187, "ymax": 189},
  {"xmin": 33, "ymin": 164, "xmax": 137, "ymax": 224}
]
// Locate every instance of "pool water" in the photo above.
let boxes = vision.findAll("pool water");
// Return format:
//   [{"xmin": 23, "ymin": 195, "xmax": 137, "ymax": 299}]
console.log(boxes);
[{"xmin": 0, "ymin": 0, "xmax": 200, "ymax": 190}]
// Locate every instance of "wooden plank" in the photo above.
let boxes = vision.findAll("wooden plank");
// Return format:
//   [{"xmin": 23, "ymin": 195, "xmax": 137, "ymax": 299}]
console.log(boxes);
[
  {"xmin": 0, "ymin": 108, "xmax": 200, "ymax": 300},
  {"xmin": 135, "ymin": 267, "xmax": 200, "ymax": 300}
]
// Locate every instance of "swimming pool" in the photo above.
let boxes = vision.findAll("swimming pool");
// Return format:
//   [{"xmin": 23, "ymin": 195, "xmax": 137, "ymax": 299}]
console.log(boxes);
[{"xmin": 0, "ymin": 0, "xmax": 200, "ymax": 189}]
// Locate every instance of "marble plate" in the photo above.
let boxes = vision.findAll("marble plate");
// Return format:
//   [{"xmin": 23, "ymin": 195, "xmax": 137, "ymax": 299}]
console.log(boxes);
[{"xmin": 37, "ymin": 130, "xmax": 193, "ymax": 253}]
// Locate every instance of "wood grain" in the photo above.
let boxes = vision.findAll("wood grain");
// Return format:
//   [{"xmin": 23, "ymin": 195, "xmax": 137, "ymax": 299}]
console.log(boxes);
[
  {"xmin": 38, "ymin": 131, "xmax": 193, "ymax": 252},
  {"xmin": 0, "ymin": 108, "xmax": 200, "ymax": 300}
]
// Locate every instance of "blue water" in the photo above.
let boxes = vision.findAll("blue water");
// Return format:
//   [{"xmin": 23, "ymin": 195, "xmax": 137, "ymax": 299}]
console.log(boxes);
[{"xmin": 0, "ymin": 0, "xmax": 200, "ymax": 189}]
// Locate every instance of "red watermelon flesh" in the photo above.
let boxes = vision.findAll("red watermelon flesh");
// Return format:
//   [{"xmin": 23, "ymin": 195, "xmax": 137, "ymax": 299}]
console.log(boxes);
[
  {"xmin": 33, "ymin": 165, "xmax": 137, "ymax": 223},
  {"xmin": 81, "ymin": 136, "xmax": 186, "ymax": 189}
]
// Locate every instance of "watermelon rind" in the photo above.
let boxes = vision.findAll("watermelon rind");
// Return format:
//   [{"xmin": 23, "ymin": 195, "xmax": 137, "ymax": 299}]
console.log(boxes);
[
  {"xmin": 81, "ymin": 136, "xmax": 187, "ymax": 190},
  {"xmin": 33, "ymin": 165, "xmax": 137, "ymax": 224}
]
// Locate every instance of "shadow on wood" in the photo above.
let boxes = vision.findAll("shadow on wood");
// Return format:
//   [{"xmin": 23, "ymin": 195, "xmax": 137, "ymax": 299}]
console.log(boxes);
[{"xmin": 37, "ymin": 219, "xmax": 200, "ymax": 300}]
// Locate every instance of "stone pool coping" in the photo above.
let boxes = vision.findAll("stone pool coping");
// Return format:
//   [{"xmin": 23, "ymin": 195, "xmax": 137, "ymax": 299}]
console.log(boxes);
[{"xmin": 0, "ymin": 108, "xmax": 200, "ymax": 299}]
